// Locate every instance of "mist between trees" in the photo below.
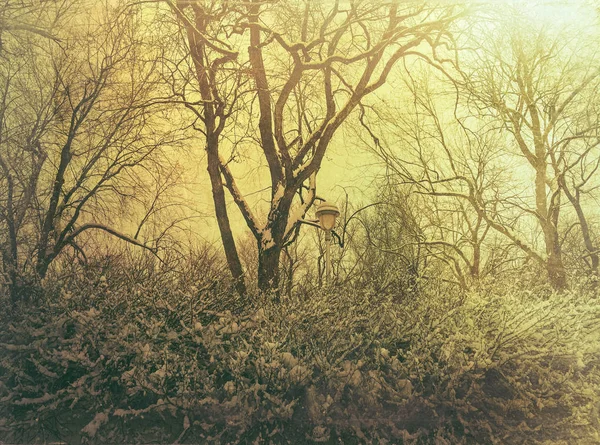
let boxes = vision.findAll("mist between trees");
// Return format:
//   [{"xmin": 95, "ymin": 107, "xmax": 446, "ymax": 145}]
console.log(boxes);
[{"xmin": 3, "ymin": 1, "xmax": 600, "ymax": 443}]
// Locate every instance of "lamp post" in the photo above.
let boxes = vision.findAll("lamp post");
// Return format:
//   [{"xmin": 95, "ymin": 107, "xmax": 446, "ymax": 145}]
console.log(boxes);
[{"xmin": 315, "ymin": 202, "xmax": 340, "ymax": 286}]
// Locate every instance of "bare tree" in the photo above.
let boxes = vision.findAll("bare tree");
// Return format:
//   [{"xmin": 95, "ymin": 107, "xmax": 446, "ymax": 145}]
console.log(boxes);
[
  {"xmin": 169, "ymin": 0, "xmax": 463, "ymax": 295},
  {"xmin": 359, "ymin": 69, "xmax": 512, "ymax": 290},
  {"xmin": 0, "ymin": 0, "xmax": 69, "ymax": 45},
  {"xmin": 551, "ymin": 104, "xmax": 600, "ymax": 276},
  {"xmin": 362, "ymin": 9, "xmax": 600, "ymax": 291},
  {"xmin": 455, "ymin": 18, "xmax": 600, "ymax": 289},
  {"xmin": 0, "ymin": 2, "xmax": 178, "ymax": 302}
]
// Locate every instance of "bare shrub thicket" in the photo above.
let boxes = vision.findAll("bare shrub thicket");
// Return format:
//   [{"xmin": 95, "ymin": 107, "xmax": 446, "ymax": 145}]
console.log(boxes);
[{"xmin": 2, "ymin": 272, "xmax": 600, "ymax": 443}]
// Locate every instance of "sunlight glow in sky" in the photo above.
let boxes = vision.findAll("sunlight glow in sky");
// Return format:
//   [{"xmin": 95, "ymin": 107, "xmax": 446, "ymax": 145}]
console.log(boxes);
[{"xmin": 500, "ymin": 0, "xmax": 596, "ymax": 30}]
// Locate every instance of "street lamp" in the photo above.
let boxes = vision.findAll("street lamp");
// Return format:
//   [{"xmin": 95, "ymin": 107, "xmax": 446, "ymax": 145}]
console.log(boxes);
[{"xmin": 315, "ymin": 202, "xmax": 340, "ymax": 285}]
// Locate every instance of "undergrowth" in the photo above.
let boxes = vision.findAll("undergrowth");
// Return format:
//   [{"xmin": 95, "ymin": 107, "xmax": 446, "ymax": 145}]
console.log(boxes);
[{"xmin": 1, "ymin": 272, "xmax": 600, "ymax": 444}]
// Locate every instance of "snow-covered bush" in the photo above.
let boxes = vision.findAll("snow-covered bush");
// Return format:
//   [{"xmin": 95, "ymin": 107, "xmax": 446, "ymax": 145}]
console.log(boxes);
[{"xmin": 1, "ymin": 273, "xmax": 600, "ymax": 443}]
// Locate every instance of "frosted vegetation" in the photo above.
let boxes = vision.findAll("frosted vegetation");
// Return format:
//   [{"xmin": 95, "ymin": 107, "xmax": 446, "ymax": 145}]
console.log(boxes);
[
  {"xmin": 3, "ymin": 1, "xmax": 600, "ymax": 443},
  {"xmin": 3, "ymin": 254, "xmax": 600, "ymax": 443}
]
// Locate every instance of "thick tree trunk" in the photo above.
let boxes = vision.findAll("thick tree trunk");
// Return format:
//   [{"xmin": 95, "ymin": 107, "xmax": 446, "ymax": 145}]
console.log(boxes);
[
  {"xmin": 541, "ymin": 225, "xmax": 567, "ymax": 290},
  {"xmin": 283, "ymin": 249, "xmax": 295, "ymax": 298},
  {"xmin": 540, "ymin": 219, "xmax": 567, "ymax": 290},
  {"xmin": 258, "ymin": 244, "xmax": 282, "ymax": 296},
  {"xmin": 534, "ymin": 159, "xmax": 567, "ymax": 290},
  {"xmin": 36, "ymin": 257, "xmax": 50, "ymax": 280},
  {"xmin": 547, "ymin": 250, "xmax": 567, "ymax": 290},
  {"xmin": 257, "ymin": 192, "xmax": 294, "ymax": 296}
]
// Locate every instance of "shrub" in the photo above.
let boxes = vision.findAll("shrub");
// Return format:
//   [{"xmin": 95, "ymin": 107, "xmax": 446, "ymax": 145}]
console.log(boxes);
[{"xmin": 1, "ymin": 273, "xmax": 600, "ymax": 444}]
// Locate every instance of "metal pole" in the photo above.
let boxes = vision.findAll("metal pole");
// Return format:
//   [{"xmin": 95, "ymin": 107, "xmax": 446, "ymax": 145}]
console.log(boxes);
[{"xmin": 325, "ymin": 229, "xmax": 332, "ymax": 286}]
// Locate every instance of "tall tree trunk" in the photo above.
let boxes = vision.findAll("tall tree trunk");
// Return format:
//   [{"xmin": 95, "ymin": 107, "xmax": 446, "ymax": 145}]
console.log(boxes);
[
  {"xmin": 36, "ymin": 257, "xmax": 50, "ymax": 280},
  {"xmin": 180, "ymin": 11, "xmax": 247, "ymax": 296},
  {"xmin": 1, "ymin": 157, "xmax": 22, "ymax": 302},
  {"xmin": 206, "ymin": 143, "xmax": 246, "ymax": 296},
  {"xmin": 535, "ymin": 160, "xmax": 567, "ymax": 290},
  {"xmin": 560, "ymin": 181, "xmax": 599, "ymax": 276},
  {"xmin": 37, "ymin": 139, "xmax": 70, "ymax": 278},
  {"xmin": 1, "ymin": 248, "xmax": 19, "ymax": 304},
  {"xmin": 282, "ymin": 247, "xmax": 295, "ymax": 297},
  {"xmin": 471, "ymin": 243, "xmax": 481, "ymax": 281}
]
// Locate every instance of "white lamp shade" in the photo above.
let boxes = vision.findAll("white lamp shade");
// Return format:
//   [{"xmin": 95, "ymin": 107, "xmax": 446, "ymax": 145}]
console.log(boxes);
[
  {"xmin": 320, "ymin": 213, "xmax": 336, "ymax": 230},
  {"xmin": 315, "ymin": 202, "xmax": 340, "ymax": 231}
]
